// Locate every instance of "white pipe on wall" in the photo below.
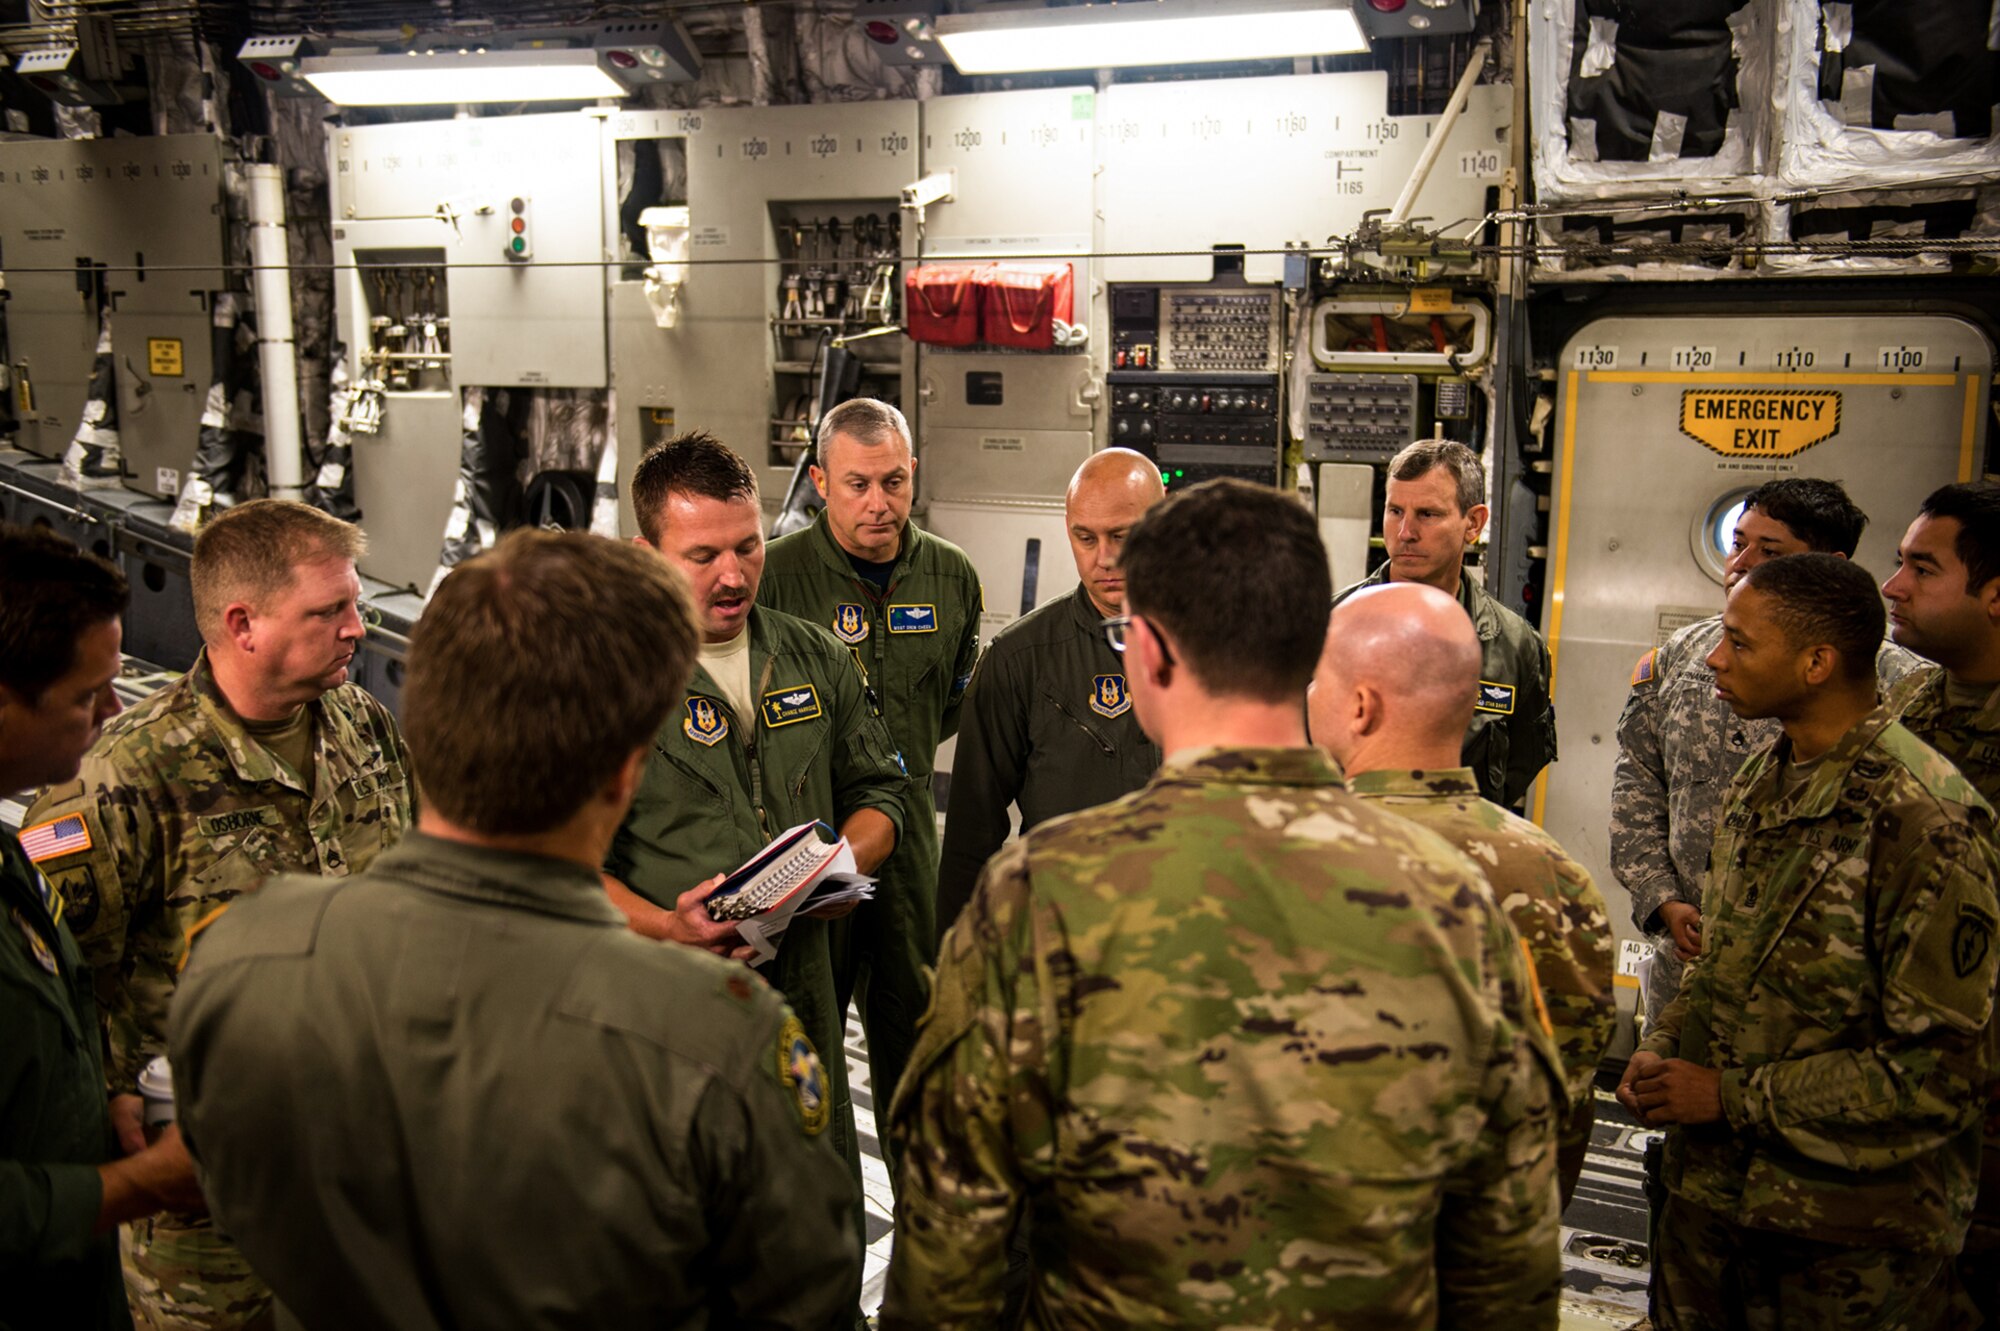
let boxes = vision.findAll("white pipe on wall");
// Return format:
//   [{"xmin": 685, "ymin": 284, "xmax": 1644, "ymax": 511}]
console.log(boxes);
[
  {"xmin": 247, "ymin": 162, "xmax": 305, "ymax": 497},
  {"xmin": 1388, "ymin": 40, "xmax": 1491, "ymax": 226}
]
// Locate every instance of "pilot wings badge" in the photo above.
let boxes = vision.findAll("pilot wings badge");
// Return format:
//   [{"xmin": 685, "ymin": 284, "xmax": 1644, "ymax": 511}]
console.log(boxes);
[
  {"xmin": 1090, "ymin": 673, "xmax": 1131, "ymax": 718},
  {"xmin": 832, "ymin": 604, "xmax": 870, "ymax": 644},
  {"xmin": 684, "ymin": 696, "xmax": 730, "ymax": 746},
  {"xmin": 761, "ymin": 684, "xmax": 824, "ymax": 728}
]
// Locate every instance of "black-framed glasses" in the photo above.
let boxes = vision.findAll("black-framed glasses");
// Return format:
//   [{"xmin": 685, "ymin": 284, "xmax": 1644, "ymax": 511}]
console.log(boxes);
[{"xmin": 1101, "ymin": 614, "xmax": 1174, "ymax": 668}]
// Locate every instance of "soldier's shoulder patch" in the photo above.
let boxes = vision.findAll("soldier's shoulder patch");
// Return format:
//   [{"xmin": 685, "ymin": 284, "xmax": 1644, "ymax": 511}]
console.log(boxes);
[
  {"xmin": 1631, "ymin": 650, "xmax": 1657, "ymax": 688},
  {"xmin": 777, "ymin": 1013, "xmax": 829, "ymax": 1136},
  {"xmin": 1475, "ymin": 680, "xmax": 1517, "ymax": 715},
  {"xmin": 760, "ymin": 685, "xmax": 822, "ymax": 728},
  {"xmin": 19, "ymin": 812, "xmax": 92, "ymax": 865},
  {"xmin": 44, "ymin": 863, "xmax": 98, "ymax": 933},
  {"xmin": 1954, "ymin": 905, "xmax": 1994, "ymax": 981},
  {"xmin": 831, "ymin": 604, "xmax": 870, "ymax": 644},
  {"xmin": 887, "ymin": 604, "xmax": 937, "ymax": 634},
  {"xmin": 1089, "ymin": 673, "xmax": 1131, "ymax": 718},
  {"xmin": 683, "ymin": 696, "xmax": 730, "ymax": 747}
]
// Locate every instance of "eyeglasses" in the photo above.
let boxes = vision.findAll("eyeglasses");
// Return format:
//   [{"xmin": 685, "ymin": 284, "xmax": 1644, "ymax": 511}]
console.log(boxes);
[{"xmin": 1101, "ymin": 614, "xmax": 1174, "ymax": 668}]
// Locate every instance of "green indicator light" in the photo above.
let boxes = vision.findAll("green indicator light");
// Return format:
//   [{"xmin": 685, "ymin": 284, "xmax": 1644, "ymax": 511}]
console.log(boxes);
[{"xmin": 511, "ymin": 237, "xmax": 526, "ymax": 253}]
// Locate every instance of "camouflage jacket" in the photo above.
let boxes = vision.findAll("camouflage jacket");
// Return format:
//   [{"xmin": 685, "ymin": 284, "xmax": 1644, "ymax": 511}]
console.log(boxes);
[
  {"xmin": 1348, "ymin": 767, "xmax": 1616, "ymax": 1108},
  {"xmin": 1611, "ymin": 614, "xmax": 1924, "ymax": 935},
  {"xmin": 884, "ymin": 747, "xmax": 1566, "ymax": 1331},
  {"xmin": 21, "ymin": 652, "xmax": 413, "ymax": 1090},
  {"xmin": 1336, "ymin": 564, "xmax": 1556, "ymax": 808},
  {"xmin": 1638, "ymin": 708, "xmax": 2000, "ymax": 1252},
  {"xmin": 1892, "ymin": 666, "xmax": 2000, "ymax": 809}
]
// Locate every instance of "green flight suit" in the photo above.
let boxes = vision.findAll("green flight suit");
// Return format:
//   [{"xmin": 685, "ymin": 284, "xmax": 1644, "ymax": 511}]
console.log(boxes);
[
  {"xmin": 168, "ymin": 832, "xmax": 861, "ymax": 1330},
  {"xmin": 760, "ymin": 514, "xmax": 980, "ymax": 1147},
  {"xmin": 606, "ymin": 605, "xmax": 907, "ymax": 1234},
  {"xmin": 937, "ymin": 584, "xmax": 1161, "ymax": 943},
  {"xmin": 1336, "ymin": 563, "xmax": 1557, "ymax": 808},
  {"xmin": 0, "ymin": 828, "xmax": 130, "ymax": 1331}
]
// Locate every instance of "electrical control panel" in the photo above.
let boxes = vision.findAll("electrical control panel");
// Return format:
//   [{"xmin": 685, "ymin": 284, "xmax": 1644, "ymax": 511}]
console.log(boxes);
[
  {"xmin": 1109, "ymin": 281, "xmax": 1281, "ymax": 373},
  {"xmin": 1304, "ymin": 373, "xmax": 1419, "ymax": 463},
  {"xmin": 1107, "ymin": 372, "xmax": 1280, "ymax": 490}
]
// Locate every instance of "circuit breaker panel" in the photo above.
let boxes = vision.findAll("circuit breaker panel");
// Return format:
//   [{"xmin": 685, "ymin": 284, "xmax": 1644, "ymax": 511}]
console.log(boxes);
[{"xmin": 1106, "ymin": 280, "xmax": 1282, "ymax": 489}]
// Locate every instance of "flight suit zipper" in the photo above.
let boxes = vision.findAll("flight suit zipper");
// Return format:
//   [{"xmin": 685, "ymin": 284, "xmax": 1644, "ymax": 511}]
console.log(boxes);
[
  {"xmin": 748, "ymin": 654, "xmax": 780, "ymax": 838},
  {"xmin": 1046, "ymin": 694, "xmax": 1116, "ymax": 756}
]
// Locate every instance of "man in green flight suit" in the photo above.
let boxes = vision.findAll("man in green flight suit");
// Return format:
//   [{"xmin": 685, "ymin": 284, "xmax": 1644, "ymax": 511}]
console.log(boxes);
[
  {"xmin": 936, "ymin": 448, "xmax": 1165, "ymax": 943},
  {"xmin": 1882, "ymin": 481, "xmax": 2000, "ymax": 1322},
  {"xmin": 1619, "ymin": 553, "xmax": 2000, "ymax": 1328},
  {"xmin": 886, "ymin": 480, "xmax": 1566, "ymax": 1330},
  {"xmin": 1, "ymin": 525, "xmax": 202, "ymax": 1330},
  {"xmin": 604, "ymin": 431, "xmax": 906, "ymax": 1245},
  {"xmin": 760, "ymin": 398, "xmax": 980, "ymax": 1153},
  {"xmin": 169, "ymin": 529, "xmax": 860, "ymax": 1329},
  {"xmin": 24, "ymin": 499, "xmax": 413, "ymax": 1331},
  {"xmin": 1333, "ymin": 439, "xmax": 1556, "ymax": 808}
]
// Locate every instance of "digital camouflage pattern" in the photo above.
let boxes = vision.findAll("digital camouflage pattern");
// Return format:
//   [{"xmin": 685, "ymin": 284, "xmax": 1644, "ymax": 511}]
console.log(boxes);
[
  {"xmin": 760, "ymin": 512, "xmax": 980, "ymax": 1152},
  {"xmin": 1335, "ymin": 564, "xmax": 1557, "ymax": 809},
  {"xmin": 884, "ymin": 747, "xmax": 1566, "ymax": 1331},
  {"xmin": 1611, "ymin": 615, "xmax": 1924, "ymax": 1030},
  {"xmin": 1346, "ymin": 768, "xmax": 1616, "ymax": 1111},
  {"xmin": 1639, "ymin": 708, "xmax": 2000, "ymax": 1254},
  {"xmin": 21, "ymin": 651, "xmax": 412, "ymax": 1331},
  {"xmin": 937, "ymin": 584, "xmax": 1162, "ymax": 943}
]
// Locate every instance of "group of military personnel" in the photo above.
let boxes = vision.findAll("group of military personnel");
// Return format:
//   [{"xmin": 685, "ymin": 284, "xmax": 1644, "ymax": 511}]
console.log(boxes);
[{"xmin": 1, "ymin": 402, "xmax": 1995, "ymax": 1330}]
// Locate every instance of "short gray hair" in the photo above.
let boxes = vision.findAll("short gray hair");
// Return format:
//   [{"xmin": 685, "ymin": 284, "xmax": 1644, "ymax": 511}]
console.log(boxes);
[
  {"xmin": 815, "ymin": 398, "xmax": 911, "ymax": 467},
  {"xmin": 1388, "ymin": 440, "xmax": 1484, "ymax": 516}
]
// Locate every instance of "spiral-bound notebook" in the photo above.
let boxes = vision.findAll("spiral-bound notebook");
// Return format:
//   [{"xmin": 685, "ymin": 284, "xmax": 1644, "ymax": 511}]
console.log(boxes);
[{"xmin": 705, "ymin": 821, "xmax": 875, "ymax": 963}]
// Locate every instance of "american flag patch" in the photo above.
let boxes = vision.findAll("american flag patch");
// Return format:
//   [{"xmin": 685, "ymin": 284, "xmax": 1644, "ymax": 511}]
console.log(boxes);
[{"xmin": 20, "ymin": 814, "xmax": 91, "ymax": 864}]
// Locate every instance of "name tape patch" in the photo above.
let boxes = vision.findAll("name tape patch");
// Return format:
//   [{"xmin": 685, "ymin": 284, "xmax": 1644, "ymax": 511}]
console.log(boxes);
[
  {"xmin": 888, "ymin": 604, "xmax": 937, "ymax": 634},
  {"xmin": 1475, "ymin": 680, "xmax": 1517, "ymax": 715},
  {"xmin": 761, "ymin": 685, "xmax": 823, "ymax": 728}
]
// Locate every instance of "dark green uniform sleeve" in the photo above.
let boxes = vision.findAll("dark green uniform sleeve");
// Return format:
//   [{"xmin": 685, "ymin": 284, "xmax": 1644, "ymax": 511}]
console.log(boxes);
[
  {"xmin": 938, "ymin": 597, "xmax": 981, "ymax": 745},
  {"xmin": 0, "ymin": 1152, "xmax": 102, "ymax": 1267},
  {"xmin": 1502, "ymin": 633, "xmax": 1557, "ymax": 810},
  {"xmin": 936, "ymin": 648, "xmax": 1027, "ymax": 945},
  {"xmin": 694, "ymin": 1003, "xmax": 863, "ymax": 1329}
]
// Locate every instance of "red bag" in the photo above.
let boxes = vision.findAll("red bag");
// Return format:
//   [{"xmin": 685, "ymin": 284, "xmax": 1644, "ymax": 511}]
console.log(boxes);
[
  {"xmin": 980, "ymin": 263, "xmax": 1074, "ymax": 351},
  {"xmin": 904, "ymin": 263, "xmax": 989, "ymax": 347}
]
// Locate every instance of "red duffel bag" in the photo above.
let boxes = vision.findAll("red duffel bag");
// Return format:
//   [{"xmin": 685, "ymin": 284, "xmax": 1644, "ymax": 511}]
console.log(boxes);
[
  {"xmin": 981, "ymin": 263, "xmax": 1074, "ymax": 351},
  {"xmin": 904, "ymin": 263, "xmax": 989, "ymax": 347}
]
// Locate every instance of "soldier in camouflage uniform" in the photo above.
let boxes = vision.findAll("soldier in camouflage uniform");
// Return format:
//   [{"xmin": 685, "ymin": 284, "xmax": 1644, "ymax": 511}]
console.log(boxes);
[
  {"xmin": 1881, "ymin": 482, "xmax": 2000, "ymax": 1323},
  {"xmin": 1332, "ymin": 440, "xmax": 1556, "ymax": 809},
  {"xmin": 760, "ymin": 399, "xmax": 981, "ymax": 1155},
  {"xmin": 23, "ymin": 501, "xmax": 413, "ymax": 1331},
  {"xmin": 1612, "ymin": 478, "xmax": 1922, "ymax": 1037},
  {"xmin": 886, "ymin": 481, "xmax": 1567, "ymax": 1330},
  {"xmin": 1618, "ymin": 554, "xmax": 2000, "ymax": 1329},
  {"xmin": 1313, "ymin": 581, "xmax": 1616, "ymax": 1207}
]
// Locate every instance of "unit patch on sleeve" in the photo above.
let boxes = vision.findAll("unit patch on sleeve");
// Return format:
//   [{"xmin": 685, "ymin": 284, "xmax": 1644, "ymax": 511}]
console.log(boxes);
[
  {"xmin": 10, "ymin": 907, "xmax": 58, "ymax": 975},
  {"xmin": 684, "ymin": 696, "xmax": 731, "ymax": 747},
  {"xmin": 46, "ymin": 864, "xmax": 98, "ymax": 933},
  {"xmin": 1089, "ymin": 673, "xmax": 1132, "ymax": 718},
  {"xmin": 887, "ymin": 604, "xmax": 938, "ymax": 634},
  {"xmin": 1631, "ymin": 650, "xmax": 1657, "ymax": 688},
  {"xmin": 761, "ymin": 685, "xmax": 823, "ymax": 728},
  {"xmin": 1475, "ymin": 681, "xmax": 1517, "ymax": 715},
  {"xmin": 831, "ymin": 604, "xmax": 870, "ymax": 644},
  {"xmin": 19, "ymin": 813, "xmax": 91, "ymax": 864},
  {"xmin": 778, "ymin": 1013, "xmax": 830, "ymax": 1136}
]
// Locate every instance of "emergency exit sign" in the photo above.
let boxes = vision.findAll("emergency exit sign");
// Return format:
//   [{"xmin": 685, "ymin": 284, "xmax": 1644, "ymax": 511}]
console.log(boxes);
[{"xmin": 1678, "ymin": 389, "xmax": 1841, "ymax": 458}]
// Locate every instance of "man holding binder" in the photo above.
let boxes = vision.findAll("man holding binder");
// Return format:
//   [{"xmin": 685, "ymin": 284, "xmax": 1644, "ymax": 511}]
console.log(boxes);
[{"xmin": 606, "ymin": 430, "xmax": 908, "ymax": 1243}]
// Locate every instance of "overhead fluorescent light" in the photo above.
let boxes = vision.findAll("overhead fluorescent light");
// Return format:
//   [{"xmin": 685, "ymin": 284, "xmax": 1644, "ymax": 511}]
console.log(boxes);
[
  {"xmin": 300, "ymin": 47, "xmax": 632, "ymax": 106},
  {"xmin": 935, "ymin": 0, "xmax": 1368, "ymax": 74}
]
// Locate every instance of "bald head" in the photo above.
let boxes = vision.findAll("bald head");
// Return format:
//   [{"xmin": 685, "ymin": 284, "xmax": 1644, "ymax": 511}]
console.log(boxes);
[
  {"xmin": 1310, "ymin": 582, "xmax": 1482, "ymax": 771},
  {"xmin": 1066, "ymin": 448, "xmax": 1167, "ymax": 616}
]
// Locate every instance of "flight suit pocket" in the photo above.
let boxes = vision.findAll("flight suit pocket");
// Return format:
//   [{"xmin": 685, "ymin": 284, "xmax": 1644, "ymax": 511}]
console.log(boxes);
[
  {"xmin": 1036, "ymin": 692, "xmax": 1115, "ymax": 758},
  {"xmin": 184, "ymin": 820, "xmax": 285, "ymax": 905}
]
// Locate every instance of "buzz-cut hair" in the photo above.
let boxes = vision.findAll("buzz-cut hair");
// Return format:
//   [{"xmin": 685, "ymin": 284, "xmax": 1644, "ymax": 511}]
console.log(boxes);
[
  {"xmin": 630, "ymin": 431, "xmax": 760, "ymax": 546},
  {"xmin": 191, "ymin": 500, "xmax": 365, "ymax": 642},
  {"xmin": 1740, "ymin": 477, "xmax": 1868, "ymax": 557},
  {"xmin": 815, "ymin": 398, "xmax": 911, "ymax": 468},
  {"xmin": 0, "ymin": 524, "xmax": 130, "ymax": 703},
  {"xmin": 1917, "ymin": 481, "xmax": 2000, "ymax": 593},
  {"xmin": 1387, "ymin": 440, "xmax": 1484, "ymax": 516},
  {"xmin": 1742, "ymin": 552, "xmax": 1884, "ymax": 685}
]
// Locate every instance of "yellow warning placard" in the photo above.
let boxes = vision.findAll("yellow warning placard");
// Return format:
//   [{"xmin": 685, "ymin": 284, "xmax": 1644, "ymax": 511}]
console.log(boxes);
[
  {"xmin": 1408, "ymin": 287, "xmax": 1455, "ymax": 314},
  {"xmin": 1679, "ymin": 390, "xmax": 1840, "ymax": 458},
  {"xmin": 147, "ymin": 338, "xmax": 184, "ymax": 378}
]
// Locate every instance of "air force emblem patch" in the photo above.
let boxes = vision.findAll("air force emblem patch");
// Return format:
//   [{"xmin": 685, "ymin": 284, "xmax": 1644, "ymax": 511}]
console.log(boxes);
[
  {"xmin": 1090, "ymin": 673, "xmax": 1131, "ymax": 718},
  {"xmin": 1474, "ymin": 680, "xmax": 1517, "ymax": 715},
  {"xmin": 761, "ymin": 685, "xmax": 823, "ymax": 728},
  {"xmin": 684, "ymin": 696, "xmax": 730, "ymax": 747},
  {"xmin": 778, "ymin": 1014, "xmax": 830, "ymax": 1136},
  {"xmin": 888, "ymin": 604, "xmax": 937, "ymax": 633},
  {"xmin": 831, "ymin": 604, "xmax": 869, "ymax": 644}
]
